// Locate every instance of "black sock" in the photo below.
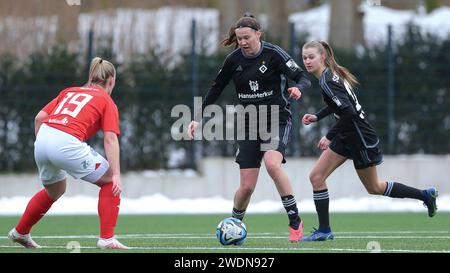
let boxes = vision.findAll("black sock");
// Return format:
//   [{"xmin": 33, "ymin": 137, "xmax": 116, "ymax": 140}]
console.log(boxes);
[
  {"xmin": 232, "ymin": 208, "xmax": 246, "ymax": 220},
  {"xmin": 313, "ymin": 189, "xmax": 331, "ymax": 232},
  {"xmin": 281, "ymin": 195, "xmax": 301, "ymax": 229},
  {"xmin": 384, "ymin": 182, "xmax": 426, "ymax": 201}
]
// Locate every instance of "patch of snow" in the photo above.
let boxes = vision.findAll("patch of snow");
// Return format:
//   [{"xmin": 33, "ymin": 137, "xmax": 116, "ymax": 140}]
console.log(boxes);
[{"xmin": 1, "ymin": 194, "xmax": 448, "ymax": 215}]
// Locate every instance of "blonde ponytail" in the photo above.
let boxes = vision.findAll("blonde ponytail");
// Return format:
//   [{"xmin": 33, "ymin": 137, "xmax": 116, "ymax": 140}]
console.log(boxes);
[{"xmin": 88, "ymin": 57, "xmax": 116, "ymax": 87}]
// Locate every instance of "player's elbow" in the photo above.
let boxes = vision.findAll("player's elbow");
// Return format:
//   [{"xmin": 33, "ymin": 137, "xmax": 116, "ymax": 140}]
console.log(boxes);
[{"xmin": 35, "ymin": 111, "xmax": 48, "ymax": 124}]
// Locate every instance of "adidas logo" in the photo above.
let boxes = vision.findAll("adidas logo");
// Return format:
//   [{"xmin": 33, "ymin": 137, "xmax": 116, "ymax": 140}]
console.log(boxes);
[{"xmin": 236, "ymin": 65, "xmax": 243, "ymax": 72}]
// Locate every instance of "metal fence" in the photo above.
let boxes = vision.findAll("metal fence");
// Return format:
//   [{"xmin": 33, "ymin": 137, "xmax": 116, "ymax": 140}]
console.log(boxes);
[{"xmin": 0, "ymin": 22, "xmax": 449, "ymax": 172}]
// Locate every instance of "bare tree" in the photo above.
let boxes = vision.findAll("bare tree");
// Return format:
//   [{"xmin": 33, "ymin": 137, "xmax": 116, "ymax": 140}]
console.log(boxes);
[
  {"xmin": 267, "ymin": 0, "xmax": 289, "ymax": 47},
  {"xmin": 217, "ymin": 0, "xmax": 289, "ymax": 47},
  {"xmin": 329, "ymin": 0, "xmax": 365, "ymax": 50}
]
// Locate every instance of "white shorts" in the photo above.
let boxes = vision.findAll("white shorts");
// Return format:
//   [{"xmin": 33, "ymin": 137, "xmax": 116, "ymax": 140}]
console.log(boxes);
[{"xmin": 34, "ymin": 124, "xmax": 110, "ymax": 185}]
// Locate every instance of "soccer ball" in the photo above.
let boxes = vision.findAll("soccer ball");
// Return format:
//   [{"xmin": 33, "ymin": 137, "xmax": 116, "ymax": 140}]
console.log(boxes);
[{"xmin": 216, "ymin": 217, "xmax": 247, "ymax": 246}]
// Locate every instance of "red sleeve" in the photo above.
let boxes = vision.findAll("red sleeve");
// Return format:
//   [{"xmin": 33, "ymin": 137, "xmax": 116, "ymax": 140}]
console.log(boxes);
[
  {"xmin": 41, "ymin": 89, "xmax": 69, "ymax": 114},
  {"xmin": 102, "ymin": 98, "xmax": 120, "ymax": 136},
  {"xmin": 41, "ymin": 97, "xmax": 59, "ymax": 115}
]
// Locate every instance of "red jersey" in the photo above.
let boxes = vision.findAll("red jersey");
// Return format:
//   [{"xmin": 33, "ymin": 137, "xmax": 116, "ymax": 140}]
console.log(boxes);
[{"xmin": 42, "ymin": 86, "xmax": 120, "ymax": 142}]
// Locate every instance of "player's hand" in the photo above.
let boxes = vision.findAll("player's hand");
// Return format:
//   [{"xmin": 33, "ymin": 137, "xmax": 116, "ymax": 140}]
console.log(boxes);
[
  {"xmin": 111, "ymin": 174, "xmax": 122, "ymax": 196},
  {"xmin": 287, "ymin": 87, "xmax": 302, "ymax": 100},
  {"xmin": 317, "ymin": 136, "xmax": 331, "ymax": 150},
  {"xmin": 302, "ymin": 114, "xmax": 318, "ymax": 125},
  {"xmin": 187, "ymin": 121, "xmax": 199, "ymax": 140}
]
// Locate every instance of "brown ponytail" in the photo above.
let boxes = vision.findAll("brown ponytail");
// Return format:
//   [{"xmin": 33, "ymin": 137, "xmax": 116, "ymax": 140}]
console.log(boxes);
[
  {"xmin": 221, "ymin": 13, "xmax": 262, "ymax": 48},
  {"xmin": 303, "ymin": 41, "xmax": 359, "ymax": 89}
]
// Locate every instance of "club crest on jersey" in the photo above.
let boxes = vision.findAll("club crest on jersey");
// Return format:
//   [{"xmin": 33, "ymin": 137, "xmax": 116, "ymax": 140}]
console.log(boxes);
[
  {"xmin": 249, "ymin": 80, "xmax": 259, "ymax": 92},
  {"xmin": 285, "ymin": 59, "xmax": 299, "ymax": 72},
  {"xmin": 259, "ymin": 64, "xmax": 268, "ymax": 74}
]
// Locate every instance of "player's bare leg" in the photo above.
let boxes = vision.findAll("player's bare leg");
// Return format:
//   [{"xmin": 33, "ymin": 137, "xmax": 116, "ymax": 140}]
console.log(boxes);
[
  {"xmin": 357, "ymin": 166, "xmax": 438, "ymax": 217},
  {"xmin": 232, "ymin": 168, "xmax": 259, "ymax": 220},
  {"xmin": 263, "ymin": 151, "xmax": 303, "ymax": 241},
  {"xmin": 303, "ymin": 149, "xmax": 346, "ymax": 241}
]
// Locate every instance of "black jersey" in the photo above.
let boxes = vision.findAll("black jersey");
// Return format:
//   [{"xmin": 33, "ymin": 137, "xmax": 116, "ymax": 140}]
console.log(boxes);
[
  {"xmin": 201, "ymin": 41, "xmax": 311, "ymax": 122},
  {"xmin": 315, "ymin": 68, "xmax": 379, "ymax": 148}
]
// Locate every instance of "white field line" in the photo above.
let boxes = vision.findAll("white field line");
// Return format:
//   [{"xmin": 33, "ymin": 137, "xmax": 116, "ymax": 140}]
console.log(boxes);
[
  {"xmin": 0, "ymin": 230, "xmax": 448, "ymax": 239},
  {"xmin": 0, "ymin": 244, "xmax": 450, "ymax": 253},
  {"xmin": 1, "ymin": 231, "xmax": 450, "ymax": 240},
  {"xmin": 3, "ymin": 235, "xmax": 450, "ymax": 239}
]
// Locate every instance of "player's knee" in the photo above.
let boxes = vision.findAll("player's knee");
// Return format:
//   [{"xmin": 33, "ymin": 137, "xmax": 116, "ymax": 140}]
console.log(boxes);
[
  {"xmin": 56, "ymin": 187, "xmax": 66, "ymax": 200},
  {"xmin": 265, "ymin": 160, "xmax": 281, "ymax": 176},
  {"xmin": 309, "ymin": 172, "xmax": 325, "ymax": 188},
  {"xmin": 46, "ymin": 184, "xmax": 66, "ymax": 200},
  {"xmin": 95, "ymin": 166, "xmax": 114, "ymax": 184},
  {"xmin": 239, "ymin": 184, "xmax": 255, "ymax": 196}
]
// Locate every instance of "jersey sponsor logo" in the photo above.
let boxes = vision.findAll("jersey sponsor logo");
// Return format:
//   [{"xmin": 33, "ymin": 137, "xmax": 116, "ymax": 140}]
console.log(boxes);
[
  {"xmin": 249, "ymin": 80, "xmax": 259, "ymax": 92},
  {"xmin": 48, "ymin": 117, "xmax": 69, "ymax": 125},
  {"xmin": 238, "ymin": 90, "xmax": 274, "ymax": 99},
  {"xmin": 259, "ymin": 64, "xmax": 268, "ymax": 74},
  {"xmin": 331, "ymin": 96, "xmax": 342, "ymax": 107},
  {"xmin": 285, "ymin": 59, "xmax": 299, "ymax": 72}
]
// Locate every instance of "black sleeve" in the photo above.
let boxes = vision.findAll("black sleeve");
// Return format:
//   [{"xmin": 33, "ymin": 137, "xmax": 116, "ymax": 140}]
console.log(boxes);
[
  {"xmin": 321, "ymin": 79, "xmax": 358, "ymax": 140},
  {"xmin": 314, "ymin": 106, "xmax": 333, "ymax": 121},
  {"xmin": 194, "ymin": 57, "xmax": 233, "ymax": 122},
  {"xmin": 294, "ymin": 74, "xmax": 312, "ymax": 91},
  {"xmin": 273, "ymin": 47, "xmax": 311, "ymax": 91}
]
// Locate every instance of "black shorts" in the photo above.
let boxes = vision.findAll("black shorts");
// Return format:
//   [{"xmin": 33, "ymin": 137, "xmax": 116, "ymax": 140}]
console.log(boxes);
[
  {"xmin": 329, "ymin": 131, "xmax": 383, "ymax": 170},
  {"xmin": 235, "ymin": 120, "xmax": 292, "ymax": 169}
]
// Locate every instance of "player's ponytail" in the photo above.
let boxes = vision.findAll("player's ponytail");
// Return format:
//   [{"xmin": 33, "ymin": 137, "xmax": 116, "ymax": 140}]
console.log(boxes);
[
  {"xmin": 88, "ymin": 57, "xmax": 116, "ymax": 87},
  {"xmin": 319, "ymin": 41, "xmax": 359, "ymax": 89},
  {"xmin": 221, "ymin": 13, "xmax": 262, "ymax": 48},
  {"xmin": 221, "ymin": 25, "xmax": 238, "ymax": 47}
]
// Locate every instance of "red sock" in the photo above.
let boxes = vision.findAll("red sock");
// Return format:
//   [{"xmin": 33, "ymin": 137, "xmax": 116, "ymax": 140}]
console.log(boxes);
[
  {"xmin": 98, "ymin": 183, "xmax": 121, "ymax": 239},
  {"xmin": 16, "ymin": 189, "xmax": 55, "ymax": 235}
]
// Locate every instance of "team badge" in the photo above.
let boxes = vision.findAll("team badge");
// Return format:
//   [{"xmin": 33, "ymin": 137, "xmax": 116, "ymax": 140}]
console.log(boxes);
[{"xmin": 259, "ymin": 65, "xmax": 268, "ymax": 74}]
